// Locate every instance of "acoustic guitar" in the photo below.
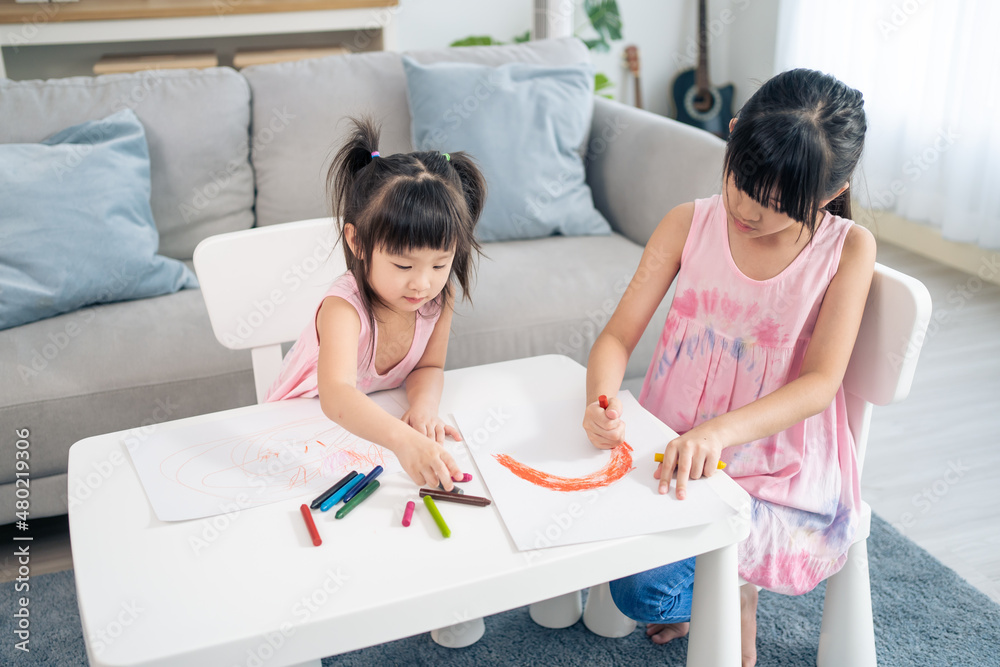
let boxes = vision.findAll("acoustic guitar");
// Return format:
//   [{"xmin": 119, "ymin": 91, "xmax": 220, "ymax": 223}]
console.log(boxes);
[
  {"xmin": 624, "ymin": 45, "xmax": 642, "ymax": 110},
  {"xmin": 671, "ymin": 0, "xmax": 734, "ymax": 139}
]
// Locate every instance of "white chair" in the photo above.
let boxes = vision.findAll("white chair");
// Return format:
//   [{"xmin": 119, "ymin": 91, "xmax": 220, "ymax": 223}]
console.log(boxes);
[
  {"xmin": 533, "ymin": 263, "xmax": 933, "ymax": 667},
  {"xmin": 193, "ymin": 217, "xmax": 345, "ymax": 403},
  {"xmin": 192, "ymin": 218, "xmax": 487, "ymax": 649}
]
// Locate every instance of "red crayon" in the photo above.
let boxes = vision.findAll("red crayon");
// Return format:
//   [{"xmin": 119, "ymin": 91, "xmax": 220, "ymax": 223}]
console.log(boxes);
[
  {"xmin": 300, "ymin": 504, "xmax": 322, "ymax": 547},
  {"xmin": 455, "ymin": 473, "xmax": 473, "ymax": 483},
  {"xmin": 402, "ymin": 500, "xmax": 415, "ymax": 527}
]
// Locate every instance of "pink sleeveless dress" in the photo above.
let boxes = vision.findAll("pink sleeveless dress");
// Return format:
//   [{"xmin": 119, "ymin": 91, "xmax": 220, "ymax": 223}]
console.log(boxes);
[
  {"xmin": 264, "ymin": 271, "xmax": 442, "ymax": 401},
  {"xmin": 639, "ymin": 195, "xmax": 861, "ymax": 595}
]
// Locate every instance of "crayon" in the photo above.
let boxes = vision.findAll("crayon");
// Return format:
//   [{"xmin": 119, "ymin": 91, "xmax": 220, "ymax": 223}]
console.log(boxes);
[
  {"xmin": 419, "ymin": 488, "xmax": 491, "ymax": 507},
  {"xmin": 438, "ymin": 482, "xmax": 465, "ymax": 494},
  {"xmin": 423, "ymin": 495, "xmax": 451, "ymax": 538},
  {"xmin": 653, "ymin": 452, "xmax": 726, "ymax": 469},
  {"xmin": 310, "ymin": 471, "xmax": 358, "ymax": 509},
  {"xmin": 320, "ymin": 474, "xmax": 363, "ymax": 511},
  {"xmin": 455, "ymin": 473, "xmax": 473, "ymax": 483},
  {"xmin": 342, "ymin": 465, "xmax": 383, "ymax": 504},
  {"xmin": 299, "ymin": 504, "xmax": 322, "ymax": 546},
  {"xmin": 402, "ymin": 500, "xmax": 415, "ymax": 527},
  {"xmin": 335, "ymin": 480, "xmax": 380, "ymax": 519}
]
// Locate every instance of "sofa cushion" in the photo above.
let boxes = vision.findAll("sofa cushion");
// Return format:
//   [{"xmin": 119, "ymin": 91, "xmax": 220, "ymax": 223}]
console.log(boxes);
[
  {"xmin": 0, "ymin": 68, "xmax": 254, "ymax": 260},
  {"xmin": 402, "ymin": 57, "xmax": 611, "ymax": 242},
  {"xmin": 242, "ymin": 38, "xmax": 592, "ymax": 227},
  {"xmin": 0, "ymin": 109, "xmax": 198, "ymax": 330},
  {"xmin": 0, "ymin": 286, "xmax": 256, "ymax": 485},
  {"xmin": 449, "ymin": 232, "xmax": 672, "ymax": 382}
]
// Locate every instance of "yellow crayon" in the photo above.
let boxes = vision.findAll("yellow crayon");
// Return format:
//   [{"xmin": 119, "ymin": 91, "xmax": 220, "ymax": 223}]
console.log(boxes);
[{"xmin": 654, "ymin": 452, "xmax": 726, "ymax": 469}]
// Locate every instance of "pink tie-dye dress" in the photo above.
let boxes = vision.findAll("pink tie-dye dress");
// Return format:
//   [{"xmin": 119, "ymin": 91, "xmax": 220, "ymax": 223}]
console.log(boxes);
[
  {"xmin": 639, "ymin": 194, "xmax": 861, "ymax": 595},
  {"xmin": 264, "ymin": 271, "xmax": 442, "ymax": 401}
]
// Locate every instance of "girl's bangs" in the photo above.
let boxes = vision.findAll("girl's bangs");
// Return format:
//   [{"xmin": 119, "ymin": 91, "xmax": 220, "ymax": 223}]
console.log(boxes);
[
  {"xmin": 725, "ymin": 114, "xmax": 828, "ymax": 226},
  {"xmin": 370, "ymin": 179, "xmax": 465, "ymax": 255}
]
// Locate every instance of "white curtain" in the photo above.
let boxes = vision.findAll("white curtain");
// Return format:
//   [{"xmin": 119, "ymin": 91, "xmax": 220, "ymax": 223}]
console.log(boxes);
[{"xmin": 774, "ymin": 0, "xmax": 1000, "ymax": 248}]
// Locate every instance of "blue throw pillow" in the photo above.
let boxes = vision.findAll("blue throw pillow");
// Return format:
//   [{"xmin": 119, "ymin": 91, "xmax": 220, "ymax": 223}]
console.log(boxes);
[
  {"xmin": 402, "ymin": 56, "xmax": 612, "ymax": 242},
  {"xmin": 0, "ymin": 108, "xmax": 198, "ymax": 330}
]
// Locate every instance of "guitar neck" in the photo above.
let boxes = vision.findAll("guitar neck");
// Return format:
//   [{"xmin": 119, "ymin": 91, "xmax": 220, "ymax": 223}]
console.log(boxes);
[{"xmin": 695, "ymin": 0, "xmax": 710, "ymax": 92}]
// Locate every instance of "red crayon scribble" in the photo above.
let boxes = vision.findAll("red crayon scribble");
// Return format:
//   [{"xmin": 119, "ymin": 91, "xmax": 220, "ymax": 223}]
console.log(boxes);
[{"xmin": 493, "ymin": 442, "xmax": 635, "ymax": 492}]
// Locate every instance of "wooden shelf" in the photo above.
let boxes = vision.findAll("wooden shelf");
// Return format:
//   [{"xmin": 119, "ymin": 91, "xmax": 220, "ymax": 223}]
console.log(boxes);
[
  {"xmin": 93, "ymin": 50, "xmax": 218, "ymax": 74},
  {"xmin": 0, "ymin": 0, "xmax": 396, "ymax": 23}
]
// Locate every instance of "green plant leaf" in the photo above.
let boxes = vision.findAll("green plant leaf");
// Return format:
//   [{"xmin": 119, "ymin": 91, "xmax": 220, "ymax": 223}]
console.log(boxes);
[
  {"xmin": 582, "ymin": 37, "xmax": 609, "ymax": 52},
  {"xmin": 594, "ymin": 72, "xmax": 613, "ymax": 93},
  {"xmin": 450, "ymin": 36, "xmax": 503, "ymax": 47},
  {"xmin": 512, "ymin": 30, "xmax": 531, "ymax": 43},
  {"xmin": 585, "ymin": 0, "xmax": 623, "ymax": 42}
]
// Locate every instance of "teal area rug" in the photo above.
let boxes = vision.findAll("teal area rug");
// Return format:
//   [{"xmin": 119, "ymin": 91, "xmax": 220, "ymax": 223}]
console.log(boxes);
[{"xmin": 2, "ymin": 515, "xmax": 998, "ymax": 666}]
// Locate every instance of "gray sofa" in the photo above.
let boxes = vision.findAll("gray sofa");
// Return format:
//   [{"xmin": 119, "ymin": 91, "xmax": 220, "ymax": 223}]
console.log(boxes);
[{"xmin": 0, "ymin": 38, "xmax": 724, "ymax": 524}]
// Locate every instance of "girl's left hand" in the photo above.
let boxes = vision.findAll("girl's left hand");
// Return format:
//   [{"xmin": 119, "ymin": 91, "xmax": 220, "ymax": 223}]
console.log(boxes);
[
  {"xmin": 402, "ymin": 410, "xmax": 462, "ymax": 445},
  {"xmin": 656, "ymin": 427, "xmax": 725, "ymax": 500}
]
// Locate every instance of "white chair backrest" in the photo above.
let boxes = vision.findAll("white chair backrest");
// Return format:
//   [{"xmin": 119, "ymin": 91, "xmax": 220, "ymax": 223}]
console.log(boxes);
[
  {"xmin": 842, "ymin": 262, "xmax": 933, "ymax": 472},
  {"xmin": 193, "ymin": 218, "xmax": 346, "ymax": 403}
]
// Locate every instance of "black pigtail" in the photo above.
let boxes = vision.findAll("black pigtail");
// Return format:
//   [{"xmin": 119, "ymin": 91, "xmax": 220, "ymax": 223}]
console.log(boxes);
[
  {"xmin": 328, "ymin": 116, "xmax": 383, "ymax": 242},
  {"xmin": 446, "ymin": 151, "xmax": 487, "ymax": 226},
  {"xmin": 441, "ymin": 151, "xmax": 486, "ymax": 300}
]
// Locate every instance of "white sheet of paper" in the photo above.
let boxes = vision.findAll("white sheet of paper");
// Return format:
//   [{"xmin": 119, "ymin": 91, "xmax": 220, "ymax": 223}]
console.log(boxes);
[
  {"xmin": 127, "ymin": 392, "xmax": 405, "ymax": 521},
  {"xmin": 453, "ymin": 391, "xmax": 738, "ymax": 551}
]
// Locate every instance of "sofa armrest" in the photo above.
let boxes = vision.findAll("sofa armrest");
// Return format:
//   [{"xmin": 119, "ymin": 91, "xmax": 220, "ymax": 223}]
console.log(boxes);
[{"xmin": 586, "ymin": 97, "xmax": 726, "ymax": 246}]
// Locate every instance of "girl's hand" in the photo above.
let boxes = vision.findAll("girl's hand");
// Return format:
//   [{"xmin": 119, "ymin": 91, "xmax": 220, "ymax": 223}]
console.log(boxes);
[
  {"xmin": 402, "ymin": 409, "xmax": 462, "ymax": 445},
  {"xmin": 396, "ymin": 432, "xmax": 463, "ymax": 491},
  {"xmin": 656, "ymin": 427, "xmax": 724, "ymax": 499},
  {"xmin": 583, "ymin": 396, "xmax": 625, "ymax": 450}
]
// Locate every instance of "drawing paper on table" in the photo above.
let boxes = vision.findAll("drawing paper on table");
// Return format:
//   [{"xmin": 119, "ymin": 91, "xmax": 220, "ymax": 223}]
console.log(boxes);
[
  {"xmin": 452, "ymin": 391, "xmax": 737, "ymax": 551},
  {"xmin": 126, "ymin": 392, "xmax": 406, "ymax": 521}
]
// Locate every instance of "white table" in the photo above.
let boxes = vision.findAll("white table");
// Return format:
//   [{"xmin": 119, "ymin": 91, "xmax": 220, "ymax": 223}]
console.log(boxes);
[{"xmin": 68, "ymin": 355, "xmax": 751, "ymax": 666}]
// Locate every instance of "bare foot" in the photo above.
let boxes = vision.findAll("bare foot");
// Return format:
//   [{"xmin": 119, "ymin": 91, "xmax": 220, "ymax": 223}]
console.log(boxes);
[
  {"xmin": 645, "ymin": 621, "xmax": 690, "ymax": 644},
  {"xmin": 740, "ymin": 584, "xmax": 758, "ymax": 667}
]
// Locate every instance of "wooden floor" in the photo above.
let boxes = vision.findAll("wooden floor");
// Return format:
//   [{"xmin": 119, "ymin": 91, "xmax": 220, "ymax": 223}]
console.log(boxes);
[{"xmin": 2, "ymin": 241, "xmax": 998, "ymax": 606}]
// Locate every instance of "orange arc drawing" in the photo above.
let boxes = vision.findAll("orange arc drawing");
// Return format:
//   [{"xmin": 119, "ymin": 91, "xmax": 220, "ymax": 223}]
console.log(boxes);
[{"xmin": 493, "ymin": 442, "xmax": 635, "ymax": 492}]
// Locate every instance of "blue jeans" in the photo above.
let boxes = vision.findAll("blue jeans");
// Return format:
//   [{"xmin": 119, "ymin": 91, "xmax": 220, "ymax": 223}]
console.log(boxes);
[{"xmin": 609, "ymin": 556, "xmax": 696, "ymax": 624}]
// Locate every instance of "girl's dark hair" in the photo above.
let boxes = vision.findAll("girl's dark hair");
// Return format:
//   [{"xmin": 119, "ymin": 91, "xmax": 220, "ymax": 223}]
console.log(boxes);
[
  {"xmin": 327, "ymin": 116, "xmax": 486, "ymax": 348},
  {"xmin": 723, "ymin": 68, "xmax": 866, "ymax": 237}
]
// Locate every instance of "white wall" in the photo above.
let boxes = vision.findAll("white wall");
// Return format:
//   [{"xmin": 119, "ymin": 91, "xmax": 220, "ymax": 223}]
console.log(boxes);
[
  {"xmin": 394, "ymin": 0, "xmax": 534, "ymax": 52},
  {"xmin": 585, "ymin": 0, "xmax": 780, "ymax": 117},
  {"xmin": 2, "ymin": 0, "xmax": 781, "ymax": 118},
  {"xmin": 401, "ymin": 0, "xmax": 783, "ymax": 117}
]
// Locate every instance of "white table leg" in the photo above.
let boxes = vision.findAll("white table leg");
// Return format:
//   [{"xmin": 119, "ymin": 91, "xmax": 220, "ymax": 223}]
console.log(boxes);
[
  {"xmin": 430, "ymin": 616, "xmax": 485, "ymax": 648},
  {"xmin": 529, "ymin": 589, "xmax": 583, "ymax": 628},
  {"xmin": 582, "ymin": 582, "xmax": 637, "ymax": 637},
  {"xmin": 687, "ymin": 543, "xmax": 741, "ymax": 667}
]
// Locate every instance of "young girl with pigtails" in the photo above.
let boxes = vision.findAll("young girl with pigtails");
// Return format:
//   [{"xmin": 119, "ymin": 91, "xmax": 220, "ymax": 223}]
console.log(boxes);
[{"xmin": 266, "ymin": 117, "xmax": 486, "ymax": 493}]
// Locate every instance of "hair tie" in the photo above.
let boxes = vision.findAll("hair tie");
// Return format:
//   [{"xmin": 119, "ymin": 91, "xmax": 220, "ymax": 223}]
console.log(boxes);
[
  {"xmin": 370, "ymin": 151, "xmax": 380, "ymax": 158},
  {"xmin": 443, "ymin": 153, "xmax": 450, "ymax": 161}
]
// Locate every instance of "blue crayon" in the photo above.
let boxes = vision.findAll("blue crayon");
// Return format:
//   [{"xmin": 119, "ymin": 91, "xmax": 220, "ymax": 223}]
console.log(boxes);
[
  {"xmin": 310, "ymin": 471, "xmax": 358, "ymax": 509},
  {"xmin": 342, "ymin": 465, "xmax": 384, "ymax": 504},
  {"xmin": 320, "ymin": 474, "xmax": 364, "ymax": 511}
]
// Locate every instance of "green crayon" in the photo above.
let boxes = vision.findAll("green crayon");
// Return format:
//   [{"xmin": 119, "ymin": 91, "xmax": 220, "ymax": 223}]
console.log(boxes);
[
  {"xmin": 423, "ymin": 495, "xmax": 451, "ymax": 538},
  {"xmin": 335, "ymin": 480, "xmax": 380, "ymax": 519}
]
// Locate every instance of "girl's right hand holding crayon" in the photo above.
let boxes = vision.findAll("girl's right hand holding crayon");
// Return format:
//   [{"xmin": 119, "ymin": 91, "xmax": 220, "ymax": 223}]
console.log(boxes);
[
  {"xmin": 583, "ymin": 395, "xmax": 625, "ymax": 450},
  {"xmin": 394, "ymin": 432, "xmax": 462, "ymax": 491}
]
